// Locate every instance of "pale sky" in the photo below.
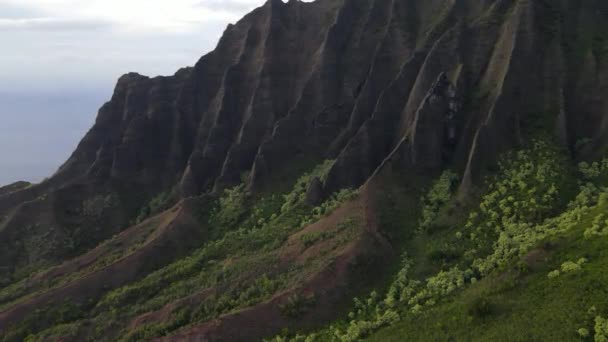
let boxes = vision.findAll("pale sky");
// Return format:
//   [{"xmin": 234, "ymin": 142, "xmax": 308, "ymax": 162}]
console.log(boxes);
[
  {"xmin": 0, "ymin": 0, "xmax": 271, "ymax": 91},
  {"xmin": 0, "ymin": 0, "xmax": 288, "ymax": 185}
]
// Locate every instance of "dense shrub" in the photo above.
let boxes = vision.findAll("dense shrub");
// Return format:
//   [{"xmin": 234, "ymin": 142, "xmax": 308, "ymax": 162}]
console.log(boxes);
[
  {"xmin": 279, "ymin": 293, "xmax": 317, "ymax": 318},
  {"xmin": 467, "ymin": 295, "xmax": 495, "ymax": 319},
  {"xmin": 211, "ymin": 184, "xmax": 249, "ymax": 227},
  {"xmin": 585, "ymin": 213, "xmax": 608, "ymax": 238},
  {"xmin": 419, "ymin": 170, "xmax": 459, "ymax": 231},
  {"xmin": 579, "ymin": 159, "xmax": 608, "ymax": 180}
]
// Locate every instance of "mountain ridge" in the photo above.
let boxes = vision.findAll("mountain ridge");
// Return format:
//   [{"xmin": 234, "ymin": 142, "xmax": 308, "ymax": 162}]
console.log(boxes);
[{"xmin": 1, "ymin": 0, "xmax": 608, "ymax": 340}]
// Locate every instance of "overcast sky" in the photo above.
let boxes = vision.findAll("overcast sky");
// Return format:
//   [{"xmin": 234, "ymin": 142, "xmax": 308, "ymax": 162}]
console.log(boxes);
[{"xmin": 0, "ymin": 0, "xmax": 275, "ymax": 186}]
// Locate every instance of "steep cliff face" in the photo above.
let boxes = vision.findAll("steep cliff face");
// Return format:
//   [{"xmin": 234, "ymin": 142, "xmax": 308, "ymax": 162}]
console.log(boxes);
[
  {"xmin": 1, "ymin": 0, "xmax": 608, "ymax": 338},
  {"xmin": 36, "ymin": 0, "xmax": 608, "ymax": 194}
]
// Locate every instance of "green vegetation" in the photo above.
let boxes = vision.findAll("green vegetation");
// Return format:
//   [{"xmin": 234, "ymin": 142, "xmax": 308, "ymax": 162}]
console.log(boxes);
[
  {"xmin": 120, "ymin": 274, "xmax": 287, "ymax": 342},
  {"xmin": 280, "ymin": 160, "xmax": 335, "ymax": 215},
  {"xmin": 6, "ymin": 136, "xmax": 608, "ymax": 342},
  {"xmin": 268, "ymin": 140, "xmax": 608, "ymax": 341},
  {"xmin": 134, "ymin": 190, "xmax": 177, "ymax": 225},
  {"xmin": 1, "ymin": 159, "xmax": 363, "ymax": 341},
  {"xmin": 301, "ymin": 231, "xmax": 333, "ymax": 249},
  {"xmin": 419, "ymin": 170, "xmax": 458, "ymax": 232},
  {"xmin": 1, "ymin": 301, "xmax": 88, "ymax": 342},
  {"xmin": 210, "ymin": 184, "xmax": 249, "ymax": 227},
  {"xmin": 0, "ymin": 213, "xmax": 165, "ymax": 313},
  {"xmin": 280, "ymin": 293, "xmax": 317, "ymax": 318},
  {"xmin": 595, "ymin": 315, "xmax": 608, "ymax": 341}
]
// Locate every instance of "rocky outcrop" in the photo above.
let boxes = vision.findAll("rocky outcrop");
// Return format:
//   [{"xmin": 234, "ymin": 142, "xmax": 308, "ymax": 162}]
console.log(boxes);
[
  {"xmin": 1, "ymin": 0, "xmax": 608, "ymax": 284},
  {"xmin": 0, "ymin": 182, "xmax": 30, "ymax": 197},
  {"xmin": 305, "ymin": 177, "xmax": 325, "ymax": 206}
]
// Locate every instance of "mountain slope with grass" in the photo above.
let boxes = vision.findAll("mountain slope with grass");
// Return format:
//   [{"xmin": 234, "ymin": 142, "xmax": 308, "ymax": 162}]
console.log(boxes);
[{"xmin": 2, "ymin": 0, "xmax": 608, "ymax": 341}]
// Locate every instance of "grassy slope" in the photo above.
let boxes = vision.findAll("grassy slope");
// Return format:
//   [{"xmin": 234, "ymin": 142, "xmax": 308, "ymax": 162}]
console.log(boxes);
[
  {"xmin": 364, "ymin": 147, "xmax": 608, "ymax": 341},
  {"xmin": 6, "ymin": 140, "xmax": 608, "ymax": 342},
  {"xmin": 370, "ymin": 206, "xmax": 608, "ymax": 341},
  {"xmin": 268, "ymin": 141, "xmax": 608, "ymax": 342},
  {"xmin": 1, "ymin": 160, "xmax": 370, "ymax": 342}
]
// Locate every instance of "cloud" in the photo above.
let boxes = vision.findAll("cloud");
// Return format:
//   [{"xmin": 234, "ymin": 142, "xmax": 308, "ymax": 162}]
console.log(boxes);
[
  {"xmin": 195, "ymin": 0, "xmax": 260, "ymax": 14},
  {"xmin": 0, "ymin": 3, "xmax": 44, "ymax": 19},
  {"xmin": 0, "ymin": 0, "xmax": 270, "ymax": 33},
  {"xmin": 0, "ymin": 17, "xmax": 113, "ymax": 31}
]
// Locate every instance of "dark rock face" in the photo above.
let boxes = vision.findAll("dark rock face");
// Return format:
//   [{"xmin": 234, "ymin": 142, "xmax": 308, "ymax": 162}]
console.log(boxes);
[
  {"xmin": 305, "ymin": 177, "xmax": 325, "ymax": 206},
  {"xmin": 0, "ymin": 182, "xmax": 30, "ymax": 197},
  {"xmin": 1, "ymin": 0, "xmax": 608, "ymax": 282}
]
